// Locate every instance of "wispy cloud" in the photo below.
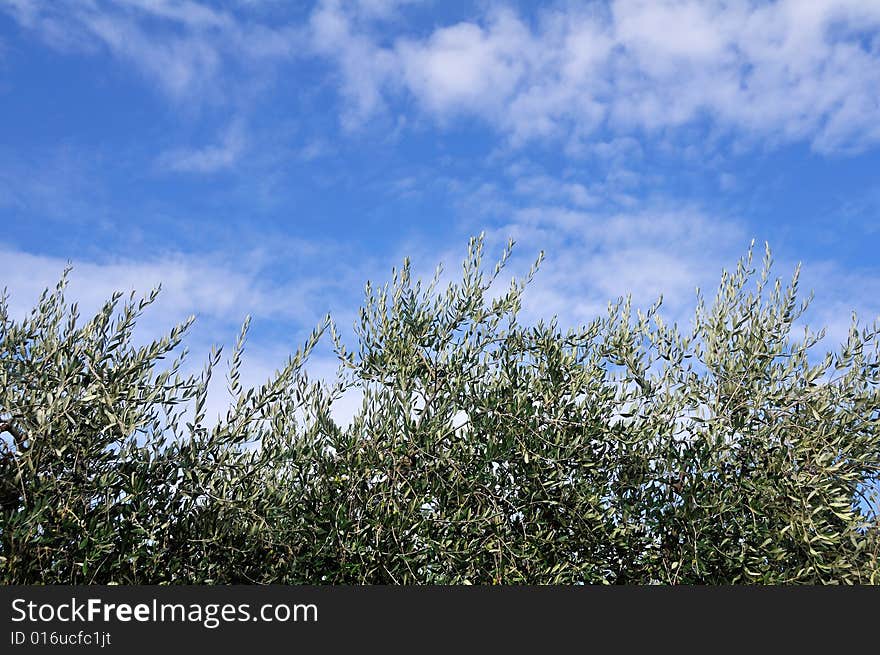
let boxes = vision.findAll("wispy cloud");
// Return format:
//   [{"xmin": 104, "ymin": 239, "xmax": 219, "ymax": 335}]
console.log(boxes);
[
  {"xmin": 1, "ymin": 0, "xmax": 303, "ymax": 104},
  {"xmin": 312, "ymin": 0, "xmax": 880, "ymax": 153},
  {"xmin": 512, "ymin": 174, "xmax": 599, "ymax": 209},
  {"xmin": 307, "ymin": 0, "xmax": 401, "ymax": 128},
  {"xmin": 7, "ymin": 1, "xmax": 878, "ymax": 154},
  {"xmin": 429, "ymin": 162, "xmax": 880, "ymax": 340},
  {"xmin": 495, "ymin": 204, "xmax": 746, "ymax": 327},
  {"xmin": 156, "ymin": 121, "xmax": 246, "ymax": 173},
  {"xmin": 0, "ymin": 238, "xmax": 361, "ymax": 335},
  {"xmin": 3, "ymin": 0, "xmax": 878, "ymax": 382}
]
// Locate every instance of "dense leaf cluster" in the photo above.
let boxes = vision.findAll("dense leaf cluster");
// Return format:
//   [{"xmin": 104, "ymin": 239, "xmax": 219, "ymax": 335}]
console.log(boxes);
[{"xmin": 1, "ymin": 237, "xmax": 878, "ymax": 583}]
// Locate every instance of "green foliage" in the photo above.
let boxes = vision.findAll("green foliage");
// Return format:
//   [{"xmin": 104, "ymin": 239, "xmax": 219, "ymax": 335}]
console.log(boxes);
[{"xmin": 1, "ymin": 237, "xmax": 878, "ymax": 584}]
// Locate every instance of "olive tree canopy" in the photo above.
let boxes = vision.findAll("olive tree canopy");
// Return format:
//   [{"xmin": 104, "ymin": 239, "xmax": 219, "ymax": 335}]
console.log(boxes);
[{"xmin": 1, "ymin": 237, "xmax": 878, "ymax": 584}]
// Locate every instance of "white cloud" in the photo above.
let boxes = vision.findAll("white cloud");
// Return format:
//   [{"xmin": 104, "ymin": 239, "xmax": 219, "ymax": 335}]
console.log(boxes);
[
  {"xmin": 471, "ymin": 198, "xmax": 880, "ymax": 349},
  {"xmin": 297, "ymin": 139, "xmax": 334, "ymax": 161},
  {"xmin": 0, "ymin": 0, "xmax": 302, "ymax": 103},
  {"xmin": 613, "ymin": 0, "xmax": 731, "ymax": 62},
  {"xmin": 157, "ymin": 122, "xmax": 246, "ymax": 173},
  {"xmin": 311, "ymin": 0, "xmax": 880, "ymax": 153},
  {"xmin": 395, "ymin": 10, "xmax": 533, "ymax": 118},
  {"xmin": 796, "ymin": 261, "xmax": 880, "ymax": 347},
  {"xmin": 512, "ymin": 174, "xmax": 599, "ymax": 208},
  {"xmin": 432, "ymin": 164, "xmax": 875, "ymax": 343},
  {"xmin": 492, "ymin": 204, "xmax": 746, "ymax": 328},
  {"xmin": 6, "ymin": 1, "xmax": 879, "ymax": 152},
  {"xmin": 307, "ymin": 0, "xmax": 400, "ymax": 127},
  {"xmin": 351, "ymin": 0, "xmax": 425, "ymax": 20},
  {"xmin": 0, "ymin": 241, "xmax": 355, "ymax": 338}
]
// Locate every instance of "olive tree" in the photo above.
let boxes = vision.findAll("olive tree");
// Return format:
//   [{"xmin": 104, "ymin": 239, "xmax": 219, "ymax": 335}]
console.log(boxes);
[{"xmin": 1, "ymin": 237, "xmax": 878, "ymax": 583}]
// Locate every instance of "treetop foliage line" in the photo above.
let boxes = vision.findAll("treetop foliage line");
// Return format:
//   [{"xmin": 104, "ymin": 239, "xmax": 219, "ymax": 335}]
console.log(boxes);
[{"xmin": 1, "ymin": 236, "xmax": 878, "ymax": 584}]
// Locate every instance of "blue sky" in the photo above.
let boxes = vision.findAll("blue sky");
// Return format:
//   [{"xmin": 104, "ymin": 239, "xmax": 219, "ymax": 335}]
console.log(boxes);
[{"xmin": 2, "ymin": 0, "xmax": 880, "ymax": 405}]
